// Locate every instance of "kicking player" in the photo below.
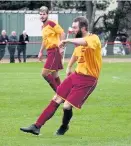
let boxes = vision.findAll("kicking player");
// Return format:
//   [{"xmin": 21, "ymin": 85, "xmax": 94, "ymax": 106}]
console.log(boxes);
[
  {"xmin": 20, "ymin": 16, "xmax": 102, "ymax": 135},
  {"xmin": 38, "ymin": 6, "xmax": 65, "ymax": 92}
]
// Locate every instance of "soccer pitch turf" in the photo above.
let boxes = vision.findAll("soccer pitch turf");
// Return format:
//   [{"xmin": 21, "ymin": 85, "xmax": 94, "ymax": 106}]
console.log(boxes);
[{"xmin": 0, "ymin": 62, "xmax": 131, "ymax": 146}]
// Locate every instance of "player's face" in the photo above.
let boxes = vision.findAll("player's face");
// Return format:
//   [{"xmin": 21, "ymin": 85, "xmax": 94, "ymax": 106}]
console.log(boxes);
[
  {"xmin": 72, "ymin": 21, "xmax": 82, "ymax": 38},
  {"xmin": 40, "ymin": 11, "xmax": 48, "ymax": 23}
]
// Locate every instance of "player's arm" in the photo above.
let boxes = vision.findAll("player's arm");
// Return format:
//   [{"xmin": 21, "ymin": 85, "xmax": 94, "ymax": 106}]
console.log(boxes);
[
  {"xmin": 55, "ymin": 24, "xmax": 65, "ymax": 54},
  {"xmin": 66, "ymin": 55, "xmax": 77, "ymax": 76},
  {"xmin": 53, "ymin": 22, "xmax": 65, "ymax": 41},
  {"xmin": 60, "ymin": 32, "xmax": 66, "ymax": 40},
  {"xmin": 59, "ymin": 38, "xmax": 87, "ymax": 48},
  {"xmin": 40, "ymin": 41, "xmax": 45, "ymax": 52},
  {"xmin": 59, "ymin": 31, "xmax": 66, "ymax": 55},
  {"xmin": 38, "ymin": 42, "xmax": 45, "ymax": 61}
]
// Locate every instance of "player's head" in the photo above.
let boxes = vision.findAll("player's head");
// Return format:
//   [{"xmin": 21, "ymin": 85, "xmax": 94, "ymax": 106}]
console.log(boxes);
[
  {"xmin": 39, "ymin": 6, "xmax": 49, "ymax": 23},
  {"xmin": 72, "ymin": 16, "xmax": 88, "ymax": 38}
]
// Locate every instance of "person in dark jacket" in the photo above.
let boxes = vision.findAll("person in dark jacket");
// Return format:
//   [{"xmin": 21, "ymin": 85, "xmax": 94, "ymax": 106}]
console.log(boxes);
[
  {"xmin": 18, "ymin": 30, "xmax": 29, "ymax": 63},
  {"xmin": 0, "ymin": 30, "xmax": 8, "ymax": 62},
  {"xmin": 8, "ymin": 31, "xmax": 18, "ymax": 63}
]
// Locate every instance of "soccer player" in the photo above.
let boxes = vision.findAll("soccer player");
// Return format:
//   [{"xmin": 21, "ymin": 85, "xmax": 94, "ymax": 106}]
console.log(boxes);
[
  {"xmin": 38, "ymin": 6, "xmax": 65, "ymax": 92},
  {"xmin": 20, "ymin": 16, "xmax": 102, "ymax": 135}
]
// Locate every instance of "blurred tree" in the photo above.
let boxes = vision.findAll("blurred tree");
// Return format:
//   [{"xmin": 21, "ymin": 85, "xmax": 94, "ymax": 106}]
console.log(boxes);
[
  {"xmin": 105, "ymin": 1, "xmax": 131, "ymax": 55},
  {"xmin": 52, "ymin": 0, "xmax": 109, "ymax": 11},
  {"xmin": 0, "ymin": 1, "xmax": 51, "ymax": 10},
  {"xmin": 53, "ymin": 0, "xmax": 131, "ymax": 55},
  {"xmin": 0, "ymin": 0, "xmax": 109, "ymax": 32},
  {"xmin": 86, "ymin": 1, "xmax": 97, "ymax": 32},
  {"xmin": 52, "ymin": 0, "xmax": 110, "ymax": 32}
]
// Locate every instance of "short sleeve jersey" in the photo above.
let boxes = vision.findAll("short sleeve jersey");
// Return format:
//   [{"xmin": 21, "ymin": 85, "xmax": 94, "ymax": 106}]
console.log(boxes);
[
  {"xmin": 42, "ymin": 20, "xmax": 64, "ymax": 49},
  {"xmin": 73, "ymin": 34, "xmax": 102, "ymax": 78}
]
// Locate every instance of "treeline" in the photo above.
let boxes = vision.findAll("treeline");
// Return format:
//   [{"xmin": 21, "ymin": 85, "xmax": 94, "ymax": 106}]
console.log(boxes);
[{"xmin": 0, "ymin": 1, "xmax": 51, "ymax": 10}]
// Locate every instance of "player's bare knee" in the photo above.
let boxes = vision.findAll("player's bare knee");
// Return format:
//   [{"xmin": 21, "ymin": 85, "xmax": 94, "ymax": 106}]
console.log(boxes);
[
  {"xmin": 52, "ymin": 94, "xmax": 63, "ymax": 104},
  {"xmin": 41, "ymin": 69, "xmax": 50, "ymax": 77},
  {"xmin": 63, "ymin": 101, "xmax": 72, "ymax": 110},
  {"xmin": 51, "ymin": 71, "xmax": 58, "ymax": 78},
  {"xmin": 42, "ymin": 73, "xmax": 46, "ymax": 78}
]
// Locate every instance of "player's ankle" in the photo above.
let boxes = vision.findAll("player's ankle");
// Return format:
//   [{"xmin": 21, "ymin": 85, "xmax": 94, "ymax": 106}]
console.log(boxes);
[
  {"xmin": 61, "ymin": 124, "xmax": 68, "ymax": 129},
  {"xmin": 34, "ymin": 123, "xmax": 41, "ymax": 129}
]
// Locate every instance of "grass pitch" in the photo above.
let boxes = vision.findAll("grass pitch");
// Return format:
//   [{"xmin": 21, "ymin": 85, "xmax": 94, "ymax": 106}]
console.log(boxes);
[{"xmin": 0, "ymin": 62, "xmax": 131, "ymax": 146}]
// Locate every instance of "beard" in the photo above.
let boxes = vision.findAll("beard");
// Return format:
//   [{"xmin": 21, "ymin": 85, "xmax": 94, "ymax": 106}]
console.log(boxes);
[{"xmin": 75, "ymin": 30, "xmax": 83, "ymax": 38}]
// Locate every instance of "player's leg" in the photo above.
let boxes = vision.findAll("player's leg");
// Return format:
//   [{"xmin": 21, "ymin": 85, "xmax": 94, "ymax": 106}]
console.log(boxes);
[
  {"xmin": 51, "ymin": 71, "xmax": 61, "ymax": 86},
  {"xmin": 20, "ymin": 95, "xmax": 64, "ymax": 135},
  {"xmin": 56, "ymin": 101, "xmax": 73, "ymax": 135},
  {"xmin": 35, "ymin": 74, "xmax": 73, "ymax": 129},
  {"xmin": 51, "ymin": 48, "xmax": 63, "ymax": 86},
  {"xmin": 55, "ymin": 74, "xmax": 75, "ymax": 135},
  {"xmin": 42, "ymin": 68, "xmax": 57, "ymax": 92},
  {"xmin": 56, "ymin": 73, "xmax": 98, "ymax": 135},
  {"xmin": 35, "ymin": 95, "xmax": 63, "ymax": 128},
  {"xmin": 42, "ymin": 48, "xmax": 62, "ymax": 91},
  {"xmin": 20, "ymin": 73, "xmax": 72, "ymax": 135}
]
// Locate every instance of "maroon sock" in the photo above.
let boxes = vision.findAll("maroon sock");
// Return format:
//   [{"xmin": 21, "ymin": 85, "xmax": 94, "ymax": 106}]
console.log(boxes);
[
  {"xmin": 35, "ymin": 100, "xmax": 59, "ymax": 128},
  {"xmin": 44, "ymin": 74, "xmax": 57, "ymax": 92},
  {"xmin": 55, "ymin": 76, "xmax": 61, "ymax": 86}
]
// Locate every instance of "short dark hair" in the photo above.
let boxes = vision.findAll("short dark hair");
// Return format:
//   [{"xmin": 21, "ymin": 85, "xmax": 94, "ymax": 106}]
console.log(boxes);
[
  {"xmin": 73, "ymin": 16, "xmax": 88, "ymax": 31},
  {"xmin": 39, "ymin": 6, "xmax": 49, "ymax": 14}
]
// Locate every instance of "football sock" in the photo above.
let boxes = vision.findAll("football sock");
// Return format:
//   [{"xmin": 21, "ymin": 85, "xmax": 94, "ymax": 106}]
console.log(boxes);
[
  {"xmin": 44, "ymin": 74, "xmax": 57, "ymax": 92},
  {"xmin": 35, "ymin": 100, "xmax": 59, "ymax": 128},
  {"xmin": 55, "ymin": 76, "xmax": 61, "ymax": 86},
  {"xmin": 62, "ymin": 108, "xmax": 73, "ymax": 127}
]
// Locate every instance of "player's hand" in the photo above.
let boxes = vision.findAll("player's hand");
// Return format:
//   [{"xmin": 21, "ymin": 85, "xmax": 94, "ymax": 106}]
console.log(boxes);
[
  {"xmin": 66, "ymin": 66, "xmax": 72, "ymax": 76},
  {"xmin": 38, "ymin": 51, "xmax": 43, "ymax": 62},
  {"xmin": 58, "ymin": 40, "xmax": 67, "ymax": 48}
]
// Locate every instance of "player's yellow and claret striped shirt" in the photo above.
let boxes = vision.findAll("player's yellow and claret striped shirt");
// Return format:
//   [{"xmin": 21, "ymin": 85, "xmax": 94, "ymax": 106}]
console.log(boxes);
[
  {"xmin": 73, "ymin": 34, "xmax": 102, "ymax": 78},
  {"xmin": 42, "ymin": 20, "xmax": 64, "ymax": 49}
]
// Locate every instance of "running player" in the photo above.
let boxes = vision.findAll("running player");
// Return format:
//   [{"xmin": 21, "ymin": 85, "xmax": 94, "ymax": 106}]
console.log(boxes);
[{"xmin": 20, "ymin": 16, "xmax": 102, "ymax": 136}]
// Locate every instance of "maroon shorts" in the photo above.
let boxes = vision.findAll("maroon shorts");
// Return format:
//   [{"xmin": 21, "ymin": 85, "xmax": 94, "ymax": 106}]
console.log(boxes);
[
  {"xmin": 57, "ymin": 72, "xmax": 97, "ymax": 109},
  {"xmin": 44, "ymin": 48, "xmax": 63, "ymax": 72}
]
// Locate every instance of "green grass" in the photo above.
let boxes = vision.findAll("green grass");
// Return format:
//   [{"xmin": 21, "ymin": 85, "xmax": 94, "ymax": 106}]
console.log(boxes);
[
  {"xmin": 103, "ymin": 54, "xmax": 131, "ymax": 58},
  {"xmin": 0, "ymin": 62, "xmax": 131, "ymax": 146}
]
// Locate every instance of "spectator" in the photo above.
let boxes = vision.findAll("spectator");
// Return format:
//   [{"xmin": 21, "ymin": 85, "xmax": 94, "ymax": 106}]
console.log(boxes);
[
  {"xmin": 118, "ymin": 29, "xmax": 128, "ymax": 42},
  {"xmin": 0, "ymin": 30, "xmax": 8, "ymax": 62},
  {"xmin": 18, "ymin": 30, "xmax": 29, "ymax": 63},
  {"xmin": 117, "ymin": 28, "xmax": 129, "ymax": 54},
  {"xmin": 8, "ymin": 31, "xmax": 18, "ymax": 63}
]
